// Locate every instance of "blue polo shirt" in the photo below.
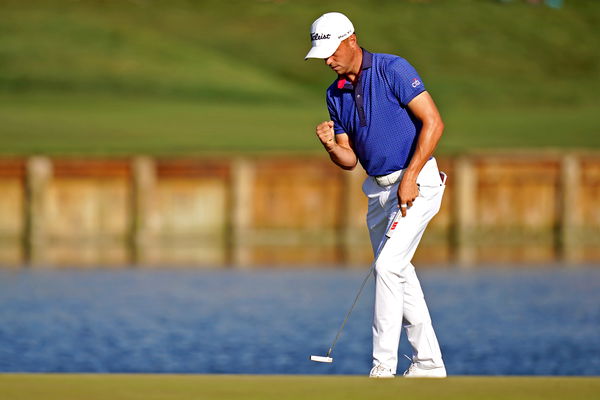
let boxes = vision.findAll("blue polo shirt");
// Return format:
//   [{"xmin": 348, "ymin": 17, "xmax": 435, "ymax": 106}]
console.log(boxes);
[{"xmin": 326, "ymin": 49, "xmax": 426, "ymax": 176}]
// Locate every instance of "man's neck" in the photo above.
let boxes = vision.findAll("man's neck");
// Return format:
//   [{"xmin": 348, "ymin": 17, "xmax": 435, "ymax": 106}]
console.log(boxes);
[{"xmin": 343, "ymin": 48, "xmax": 363, "ymax": 83}]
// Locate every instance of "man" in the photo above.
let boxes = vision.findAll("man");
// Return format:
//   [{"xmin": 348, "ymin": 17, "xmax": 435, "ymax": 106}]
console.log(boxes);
[{"xmin": 305, "ymin": 12, "xmax": 447, "ymax": 378}]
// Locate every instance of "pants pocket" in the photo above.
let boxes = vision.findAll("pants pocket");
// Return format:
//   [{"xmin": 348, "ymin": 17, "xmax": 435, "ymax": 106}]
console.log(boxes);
[{"xmin": 417, "ymin": 184, "xmax": 444, "ymax": 200}]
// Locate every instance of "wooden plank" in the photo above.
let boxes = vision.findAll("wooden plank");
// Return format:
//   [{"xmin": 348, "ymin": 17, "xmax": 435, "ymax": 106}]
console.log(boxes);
[
  {"xmin": 24, "ymin": 157, "xmax": 52, "ymax": 265},
  {"xmin": 454, "ymin": 156, "xmax": 477, "ymax": 266},
  {"xmin": 231, "ymin": 158, "xmax": 254, "ymax": 267},
  {"xmin": 560, "ymin": 155, "xmax": 580, "ymax": 261}
]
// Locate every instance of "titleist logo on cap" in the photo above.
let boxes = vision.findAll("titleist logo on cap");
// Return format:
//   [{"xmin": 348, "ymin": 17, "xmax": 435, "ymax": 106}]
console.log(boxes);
[{"xmin": 311, "ymin": 33, "xmax": 331, "ymax": 40}]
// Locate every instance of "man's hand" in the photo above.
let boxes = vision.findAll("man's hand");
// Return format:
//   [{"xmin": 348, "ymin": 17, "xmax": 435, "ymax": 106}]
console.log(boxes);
[
  {"xmin": 397, "ymin": 174, "xmax": 419, "ymax": 217},
  {"xmin": 315, "ymin": 121, "xmax": 357, "ymax": 170},
  {"xmin": 316, "ymin": 121, "xmax": 336, "ymax": 150}
]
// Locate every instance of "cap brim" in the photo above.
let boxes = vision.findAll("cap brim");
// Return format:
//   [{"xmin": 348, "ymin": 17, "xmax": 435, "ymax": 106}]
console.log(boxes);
[{"xmin": 304, "ymin": 41, "xmax": 340, "ymax": 60}]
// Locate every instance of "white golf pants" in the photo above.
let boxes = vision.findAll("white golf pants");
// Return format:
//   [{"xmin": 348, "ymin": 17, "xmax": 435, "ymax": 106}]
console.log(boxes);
[{"xmin": 362, "ymin": 157, "xmax": 445, "ymax": 373}]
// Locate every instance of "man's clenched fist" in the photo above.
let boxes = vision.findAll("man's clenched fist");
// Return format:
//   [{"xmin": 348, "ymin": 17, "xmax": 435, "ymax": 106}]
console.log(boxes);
[{"xmin": 316, "ymin": 121, "xmax": 336, "ymax": 150}]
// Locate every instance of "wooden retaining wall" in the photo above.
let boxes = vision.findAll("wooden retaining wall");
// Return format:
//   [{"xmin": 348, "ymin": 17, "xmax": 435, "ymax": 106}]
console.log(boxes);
[{"xmin": 0, "ymin": 153, "xmax": 598, "ymax": 267}]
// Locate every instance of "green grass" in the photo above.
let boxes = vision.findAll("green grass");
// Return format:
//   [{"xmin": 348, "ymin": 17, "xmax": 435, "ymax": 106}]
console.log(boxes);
[
  {"xmin": 0, "ymin": 93, "xmax": 325, "ymax": 156},
  {"xmin": 1, "ymin": 374, "xmax": 599, "ymax": 400},
  {"xmin": 1, "ymin": 93, "xmax": 597, "ymax": 156},
  {"xmin": 0, "ymin": 0, "xmax": 598, "ymax": 155}
]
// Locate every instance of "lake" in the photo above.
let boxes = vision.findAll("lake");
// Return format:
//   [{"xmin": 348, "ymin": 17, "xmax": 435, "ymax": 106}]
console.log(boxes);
[{"xmin": 0, "ymin": 265, "xmax": 598, "ymax": 376}]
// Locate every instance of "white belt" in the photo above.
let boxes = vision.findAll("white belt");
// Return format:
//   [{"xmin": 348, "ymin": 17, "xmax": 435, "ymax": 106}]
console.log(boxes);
[{"xmin": 374, "ymin": 169, "xmax": 404, "ymax": 186}]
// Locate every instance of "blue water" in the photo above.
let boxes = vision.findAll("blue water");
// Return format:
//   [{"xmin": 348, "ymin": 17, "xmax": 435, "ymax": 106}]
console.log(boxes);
[{"xmin": 0, "ymin": 266, "xmax": 599, "ymax": 375}]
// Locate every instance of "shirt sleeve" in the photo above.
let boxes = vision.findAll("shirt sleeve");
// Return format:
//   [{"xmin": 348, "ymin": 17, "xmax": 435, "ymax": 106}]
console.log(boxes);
[
  {"xmin": 326, "ymin": 91, "xmax": 346, "ymax": 134},
  {"xmin": 386, "ymin": 57, "xmax": 426, "ymax": 107}
]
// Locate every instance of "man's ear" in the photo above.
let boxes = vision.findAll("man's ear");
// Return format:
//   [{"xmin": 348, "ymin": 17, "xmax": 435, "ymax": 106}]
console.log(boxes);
[{"xmin": 348, "ymin": 34, "xmax": 358, "ymax": 49}]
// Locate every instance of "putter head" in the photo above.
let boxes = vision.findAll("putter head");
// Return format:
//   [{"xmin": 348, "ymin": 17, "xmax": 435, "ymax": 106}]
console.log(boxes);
[{"xmin": 310, "ymin": 355, "xmax": 333, "ymax": 363}]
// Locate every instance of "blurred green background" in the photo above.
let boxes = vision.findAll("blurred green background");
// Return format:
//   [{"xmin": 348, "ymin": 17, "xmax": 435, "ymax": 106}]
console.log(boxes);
[{"xmin": 0, "ymin": 0, "xmax": 598, "ymax": 156}]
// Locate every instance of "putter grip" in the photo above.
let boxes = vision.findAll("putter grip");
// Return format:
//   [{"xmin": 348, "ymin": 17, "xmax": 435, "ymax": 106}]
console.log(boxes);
[{"xmin": 385, "ymin": 211, "xmax": 402, "ymax": 238}]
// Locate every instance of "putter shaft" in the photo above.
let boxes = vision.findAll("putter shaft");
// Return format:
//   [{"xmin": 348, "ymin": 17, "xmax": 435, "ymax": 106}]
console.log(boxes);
[{"xmin": 323, "ymin": 211, "xmax": 401, "ymax": 358}]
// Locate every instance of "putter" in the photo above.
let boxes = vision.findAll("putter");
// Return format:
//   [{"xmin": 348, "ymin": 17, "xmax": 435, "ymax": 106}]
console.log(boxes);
[{"xmin": 310, "ymin": 210, "xmax": 402, "ymax": 364}]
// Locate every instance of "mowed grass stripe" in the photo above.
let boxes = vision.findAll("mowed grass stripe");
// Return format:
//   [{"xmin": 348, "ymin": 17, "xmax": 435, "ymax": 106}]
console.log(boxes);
[
  {"xmin": 1, "ymin": 374, "xmax": 599, "ymax": 400},
  {"xmin": 1, "ymin": 94, "xmax": 598, "ymax": 156}
]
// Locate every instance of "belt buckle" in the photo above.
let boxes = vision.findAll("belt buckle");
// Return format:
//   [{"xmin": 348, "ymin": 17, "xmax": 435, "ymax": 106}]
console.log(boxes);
[
  {"xmin": 373, "ymin": 175, "xmax": 386, "ymax": 186},
  {"xmin": 375, "ymin": 170, "xmax": 400, "ymax": 186},
  {"xmin": 374, "ymin": 175, "xmax": 387, "ymax": 186}
]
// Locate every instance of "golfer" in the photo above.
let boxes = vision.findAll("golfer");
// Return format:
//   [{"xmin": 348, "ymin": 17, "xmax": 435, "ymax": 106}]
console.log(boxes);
[{"xmin": 306, "ymin": 12, "xmax": 447, "ymax": 378}]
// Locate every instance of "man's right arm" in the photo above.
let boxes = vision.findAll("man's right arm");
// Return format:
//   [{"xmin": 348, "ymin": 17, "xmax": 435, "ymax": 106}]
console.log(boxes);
[{"xmin": 315, "ymin": 121, "xmax": 358, "ymax": 170}]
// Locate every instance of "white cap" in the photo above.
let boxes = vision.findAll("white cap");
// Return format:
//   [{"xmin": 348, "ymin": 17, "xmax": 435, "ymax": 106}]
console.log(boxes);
[{"xmin": 305, "ymin": 12, "xmax": 354, "ymax": 60}]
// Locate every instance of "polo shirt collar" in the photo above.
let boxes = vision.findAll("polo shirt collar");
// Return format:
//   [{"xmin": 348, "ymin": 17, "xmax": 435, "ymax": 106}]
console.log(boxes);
[
  {"xmin": 337, "ymin": 48, "xmax": 372, "ymax": 90},
  {"xmin": 361, "ymin": 48, "xmax": 373, "ymax": 70}
]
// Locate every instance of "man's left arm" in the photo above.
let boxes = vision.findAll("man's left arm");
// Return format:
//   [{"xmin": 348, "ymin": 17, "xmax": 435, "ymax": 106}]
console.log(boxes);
[{"xmin": 397, "ymin": 91, "xmax": 444, "ymax": 217}]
